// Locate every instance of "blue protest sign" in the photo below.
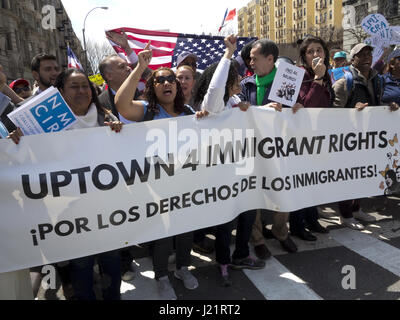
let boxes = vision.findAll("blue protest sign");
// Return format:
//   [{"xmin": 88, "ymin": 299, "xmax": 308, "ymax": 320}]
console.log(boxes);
[
  {"xmin": 7, "ymin": 87, "xmax": 77, "ymax": 135},
  {"xmin": 29, "ymin": 90, "xmax": 75, "ymax": 133}
]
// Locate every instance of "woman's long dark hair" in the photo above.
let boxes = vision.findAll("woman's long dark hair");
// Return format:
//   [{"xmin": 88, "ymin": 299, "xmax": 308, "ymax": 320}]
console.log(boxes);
[
  {"xmin": 54, "ymin": 68, "xmax": 109, "ymax": 116},
  {"xmin": 299, "ymin": 36, "xmax": 330, "ymax": 83},
  {"xmin": 144, "ymin": 67, "xmax": 186, "ymax": 114},
  {"xmin": 193, "ymin": 61, "xmax": 239, "ymax": 108}
]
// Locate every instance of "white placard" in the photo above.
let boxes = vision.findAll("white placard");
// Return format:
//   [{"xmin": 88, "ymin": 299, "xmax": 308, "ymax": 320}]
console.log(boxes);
[{"xmin": 268, "ymin": 61, "xmax": 305, "ymax": 107}]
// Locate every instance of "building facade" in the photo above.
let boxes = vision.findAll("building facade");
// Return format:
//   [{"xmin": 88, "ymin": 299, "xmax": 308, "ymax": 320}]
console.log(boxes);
[
  {"xmin": 342, "ymin": 0, "xmax": 400, "ymax": 52},
  {"xmin": 239, "ymin": 0, "xmax": 343, "ymax": 45},
  {"xmin": 0, "ymin": 0, "xmax": 84, "ymax": 83},
  {"xmin": 238, "ymin": 0, "xmax": 262, "ymax": 38}
]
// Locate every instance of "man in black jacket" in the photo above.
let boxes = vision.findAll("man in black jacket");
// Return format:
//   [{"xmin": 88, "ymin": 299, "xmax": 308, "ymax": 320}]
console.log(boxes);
[
  {"xmin": 333, "ymin": 43, "xmax": 392, "ymax": 229},
  {"xmin": 98, "ymin": 54, "xmax": 149, "ymax": 119}
]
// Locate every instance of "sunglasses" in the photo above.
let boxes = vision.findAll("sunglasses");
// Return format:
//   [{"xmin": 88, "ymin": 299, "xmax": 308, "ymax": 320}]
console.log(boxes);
[
  {"xmin": 154, "ymin": 74, "xmax": 176, "ymax": 84},
  {"xmin": 14, "ymin": 87, "xmax": 30, "ymax": 94}
]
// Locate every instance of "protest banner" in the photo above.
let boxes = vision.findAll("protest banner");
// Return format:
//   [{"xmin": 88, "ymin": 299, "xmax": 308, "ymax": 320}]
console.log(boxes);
[
  {"xmin": 268, "ymin": 61, "xmax": 305, "ymax": 107},
  {"xmin": 7, "ymin": 87, "xmax": 77, "ymax": 135},
  {"xmin": 0, "ymin": 106, "xmax": 398, "ymax": 273}
]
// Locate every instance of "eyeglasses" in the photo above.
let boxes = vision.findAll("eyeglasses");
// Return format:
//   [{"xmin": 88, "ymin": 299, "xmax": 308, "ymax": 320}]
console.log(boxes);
[
  {"xmin": 14, "ymin": 87, "xmax": 30, "ymax": 94},
  {"xmin": 154, "ymin": 74, "xmax": 176, "ymax": 84}
]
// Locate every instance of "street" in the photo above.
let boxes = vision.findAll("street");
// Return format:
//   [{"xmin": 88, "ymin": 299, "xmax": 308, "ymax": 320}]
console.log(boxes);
[{"xmin": 37, "ymin": 196, "xmax": 400, "ymax": 301}]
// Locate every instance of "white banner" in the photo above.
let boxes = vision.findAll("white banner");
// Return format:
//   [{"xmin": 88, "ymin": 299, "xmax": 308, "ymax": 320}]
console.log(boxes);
[{"xmin": 0, "ymin": 106, "xmax": 398, "ymax": 273}]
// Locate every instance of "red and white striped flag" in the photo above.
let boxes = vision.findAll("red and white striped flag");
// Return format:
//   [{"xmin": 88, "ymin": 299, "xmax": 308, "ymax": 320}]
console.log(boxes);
[
  {"xmin": 106, "ymin": 27, "xmax": 255, "ymax": 72},
  {"xmin": 67, "ymin": 46, "xmax": 83, "ymax": 70},
  {"xmin": 219, "ymin": 8, "xmax": 236, "ymax": 32}
]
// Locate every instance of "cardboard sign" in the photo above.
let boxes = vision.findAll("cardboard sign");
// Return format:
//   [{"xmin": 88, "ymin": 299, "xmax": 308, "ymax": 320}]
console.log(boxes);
[
  {"xmin": 89, "ymin": 74, "xmax": 105, "ymax": 86},
  {"xmin": 362, "ymin": 14, "xmax": 400, "ymax": 65},
  {"xmin": 328, "ymin": 66, "xmax": 351, "ymax": 84},
  {"xmin": 7, "ymin": 87, "xmax": 77, "ymax": 135},
  {"xmin": 362, "ymin": 14, "xmax": 391, "ymax": 41},
  {"xmin": 268, "ymin": 61, "xmax": 305, "ymax": 107}
]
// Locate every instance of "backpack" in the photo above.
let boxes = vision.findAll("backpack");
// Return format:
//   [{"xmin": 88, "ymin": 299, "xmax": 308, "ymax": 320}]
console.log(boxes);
[
  {"xmin": 343, "ymin": 69, "xmax": 384, "ymax": 106},
  {"xmin": 142, "ymin": 105, "xmax": 194, "ymax": 122}
]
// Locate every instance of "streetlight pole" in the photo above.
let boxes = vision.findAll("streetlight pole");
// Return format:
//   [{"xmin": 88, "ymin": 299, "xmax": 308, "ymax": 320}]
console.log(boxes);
[{"xmin": 82, "ymin": 6, "xmax": 108, "ymax": 74}]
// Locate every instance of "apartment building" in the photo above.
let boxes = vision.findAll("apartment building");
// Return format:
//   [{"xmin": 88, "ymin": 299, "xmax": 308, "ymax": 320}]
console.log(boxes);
[
  {"xmin": 238, "ymin": 0, "xmax": 261, "ymax": 38},
  {"xmin": 239, "ymin": 0, "xmax": 343, "ymax": 45}
]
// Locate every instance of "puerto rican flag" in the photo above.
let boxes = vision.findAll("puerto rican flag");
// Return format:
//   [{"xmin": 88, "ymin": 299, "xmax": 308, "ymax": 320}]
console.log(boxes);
[
  {"xmin": 219, "ymin": 8, "xmax": 236, "ymax": 32},
  {"xmin": 67, "ymin": 46, "xmax": 83, "ymax": 70},
  {"xmin": 106, "ymin": 27, "xmax": 255, "ymax": 72}
]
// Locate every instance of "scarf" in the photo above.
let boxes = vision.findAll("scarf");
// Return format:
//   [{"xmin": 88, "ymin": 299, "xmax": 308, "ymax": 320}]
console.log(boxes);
[
  {"xmin": 255, "ymin": 67, "xmax": 277, "ymax": 105},
  {"xmin": 68, "ymin": 103, "xmax": 98, "ymax": 130}
]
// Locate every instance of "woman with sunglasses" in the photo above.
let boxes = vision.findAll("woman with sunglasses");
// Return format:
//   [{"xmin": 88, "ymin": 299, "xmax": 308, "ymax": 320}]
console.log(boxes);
[{"xmin": 115, "ymin": 44, "xmax": 198, "ymax": 300}]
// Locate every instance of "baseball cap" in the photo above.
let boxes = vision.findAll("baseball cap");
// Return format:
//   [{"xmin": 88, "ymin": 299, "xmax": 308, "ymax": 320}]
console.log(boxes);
[
  {"xmin": 176, "ymin": 51, "xmax": 198, "ymax": 67},
  {"xmin": 333, "ymin": 51, "xmax": 347, "ymax": 60},
  {"xmin": 349, "ymin": 43, "xmax": 373, "ymax": 60},
  {"xmin": 9, "ymin": 78, "xmax": 30, "ymax": 90},
  {"xmin": 387, "ymin": 49, "xmax": 400, "ymax": 63}
]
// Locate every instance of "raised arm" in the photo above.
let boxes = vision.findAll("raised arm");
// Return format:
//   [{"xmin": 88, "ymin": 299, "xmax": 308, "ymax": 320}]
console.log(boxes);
[
  {"xmin": 201, "ymin": 34, "xmax": 237, "ymax": 114},
  {"xmin": 0, "ymin": 65, "xmax": 23, "ymax": 105},
  {"xmin": 106, "ymin": 29, "xmax": 136, "ymax": 61},
  {"xmin": 114, "ymin": 42, "xmax": 152, "ymax": 121}
]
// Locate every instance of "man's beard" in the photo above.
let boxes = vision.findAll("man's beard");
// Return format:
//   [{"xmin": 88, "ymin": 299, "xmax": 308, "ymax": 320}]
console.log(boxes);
[{"xmin": 39, "ymin": 74, "xmax": 53, "ymax": 89}]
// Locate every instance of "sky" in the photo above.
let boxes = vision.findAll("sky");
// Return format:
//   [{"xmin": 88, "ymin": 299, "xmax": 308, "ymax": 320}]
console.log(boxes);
[{"xmin": 61, "ymin": 0, "xmax": 250, "ymax": 45}]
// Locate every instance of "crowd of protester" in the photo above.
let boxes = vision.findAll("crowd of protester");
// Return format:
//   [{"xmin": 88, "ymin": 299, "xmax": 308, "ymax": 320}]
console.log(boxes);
[{"xmin": 0, "ymin": 29, "xmax": 400, "ymax": 300}]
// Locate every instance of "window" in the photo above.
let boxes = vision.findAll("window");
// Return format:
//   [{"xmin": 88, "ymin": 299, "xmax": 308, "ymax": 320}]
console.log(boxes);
[
  {"xmin": 1, "ymin": 0, "xmax": 9, "ymax": 9},
  {"xmin": 378, "ymin": 0, "xmax": 398, "ymax": 17},
  {"xmin": 329, "ymin": 10, "xmax": 332, "ymax": 19},
  {"xmin": 14, "ymin": 30, "xmax": 19, "ymax": 51},
  {"xmin": 304, "ymin": 8, "xmax": 306, "ymax": 15},
  {"xmin": 355, "ymin": 4, "xmax": 368, "ymax": 24},
  {"xmin": 6, "ymin": 33, "xmax": 12, "ymax": 50}
]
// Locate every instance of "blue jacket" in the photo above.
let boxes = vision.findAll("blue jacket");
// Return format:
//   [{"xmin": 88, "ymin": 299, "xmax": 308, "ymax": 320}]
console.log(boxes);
[
  {"xmin": 382, "ymin": 73, "xmax": 400, "ymax": 105},
  {"xmin": 237, "ymin": 75, "xmax": 275, "ymax": 106}
]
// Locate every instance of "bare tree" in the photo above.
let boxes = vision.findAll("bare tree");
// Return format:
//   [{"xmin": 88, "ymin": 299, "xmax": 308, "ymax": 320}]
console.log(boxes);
[
  {"xmin": 85, "ymin": 39, "xmax": 115, "ymax": 75},
  {"xmin": 345, "ymin": 26, "xmax": 368, "ymax": 44}
]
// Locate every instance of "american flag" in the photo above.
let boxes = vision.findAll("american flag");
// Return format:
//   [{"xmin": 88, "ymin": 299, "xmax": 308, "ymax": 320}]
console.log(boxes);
[
  {"xmin": 106, "ymin": 27, "xmax": 257, "ymax": 72},
  {"xmin": 67, "ymin": 46, "xmax": 83, "ymax": 70}
]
